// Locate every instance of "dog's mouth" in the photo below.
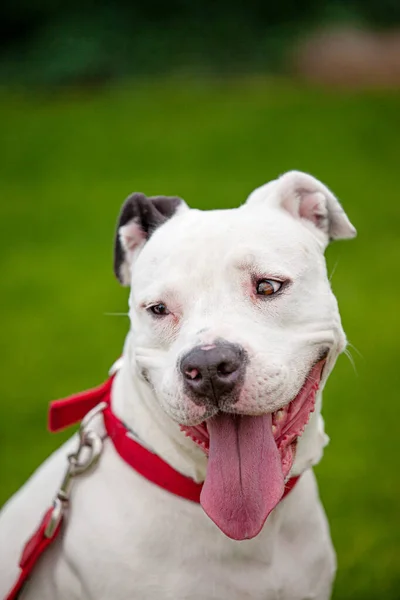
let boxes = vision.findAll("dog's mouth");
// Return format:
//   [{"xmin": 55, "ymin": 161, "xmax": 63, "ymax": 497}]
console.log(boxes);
[{"xmin": 180, "ymin": 360, "xmax": 325, "ymax": 541}]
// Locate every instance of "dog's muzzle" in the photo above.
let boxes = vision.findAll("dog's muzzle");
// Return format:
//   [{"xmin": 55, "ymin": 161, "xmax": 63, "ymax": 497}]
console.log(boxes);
[{"xmin": 179, "ymin": 340, "xmax": 246, "ymax": 406}]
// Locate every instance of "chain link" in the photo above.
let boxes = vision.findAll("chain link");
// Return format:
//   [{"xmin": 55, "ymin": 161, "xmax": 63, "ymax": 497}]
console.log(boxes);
[{"xmin": 44, "ymin": 402, "xmax": 107, "ymax": 538}]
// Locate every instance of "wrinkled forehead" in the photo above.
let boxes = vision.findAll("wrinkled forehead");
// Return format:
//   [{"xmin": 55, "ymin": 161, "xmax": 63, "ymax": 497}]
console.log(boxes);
[{"xmin": 133, "ymin": 206, "xmax": 321, "ymax": 288}]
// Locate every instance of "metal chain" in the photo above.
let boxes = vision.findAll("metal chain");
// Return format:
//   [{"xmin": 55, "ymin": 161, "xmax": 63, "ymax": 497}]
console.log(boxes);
[{"xmin": 44, "ymin": 402, "xmax": 108, "ymax": 538}]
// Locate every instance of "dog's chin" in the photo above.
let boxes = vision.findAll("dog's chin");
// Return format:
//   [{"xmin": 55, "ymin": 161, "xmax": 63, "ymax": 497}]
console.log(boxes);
[{"xmin": 179, "ymin": 359, "xmax": 326, "ymax": 541}]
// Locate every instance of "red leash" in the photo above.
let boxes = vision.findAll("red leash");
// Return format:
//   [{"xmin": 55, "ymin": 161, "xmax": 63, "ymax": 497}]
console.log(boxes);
[
  {"xmin": 5, "ymin": 376, "xmax": 299, "ymax": 599},
  {"xmin": 5, "ymin": 509, "xmax": 61, "ymax": 600}
]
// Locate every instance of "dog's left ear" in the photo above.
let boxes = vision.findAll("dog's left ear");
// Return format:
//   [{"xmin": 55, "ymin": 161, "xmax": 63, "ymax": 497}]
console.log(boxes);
[
  {"xmin": 245, "ymin": 171, "xmax": 356, "ymax": 246},
  {"xmin": 114, "ymin": 193, "xmax": 187, "ymax": 285}
]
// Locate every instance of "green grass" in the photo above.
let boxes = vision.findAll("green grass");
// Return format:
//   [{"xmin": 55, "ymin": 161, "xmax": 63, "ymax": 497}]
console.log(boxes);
[{"xmin": 0, "ymin": 77, "xmax": 399, "ymax": 599}]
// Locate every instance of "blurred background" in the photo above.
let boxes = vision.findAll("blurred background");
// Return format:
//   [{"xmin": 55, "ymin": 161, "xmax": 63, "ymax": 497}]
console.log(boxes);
[{"xmin": 0, "ymin": 2, "xmax": 399, "ymax": 599}]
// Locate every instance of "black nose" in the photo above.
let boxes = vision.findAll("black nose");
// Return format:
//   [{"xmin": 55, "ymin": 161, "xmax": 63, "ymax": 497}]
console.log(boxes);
[{"xmin": 180, "ymin": 341, "xmax": 246, "ymax": 405}]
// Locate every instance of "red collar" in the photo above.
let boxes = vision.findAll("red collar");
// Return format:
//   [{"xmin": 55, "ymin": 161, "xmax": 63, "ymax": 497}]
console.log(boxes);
[
  {"xmin": 49, "ymin": 375, "xmax": 300, "ymax": 503},
  {"xmin": 6, "ymin": 375, "xmax": 300, "ymax": 600},
  {"xmin": 48, "ymin": 376, "xmax": 205, "ymax": 502}
]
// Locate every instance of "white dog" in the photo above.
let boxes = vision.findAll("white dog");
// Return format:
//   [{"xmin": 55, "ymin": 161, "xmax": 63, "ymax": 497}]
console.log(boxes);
[{"xmin": 0, "ymin": 171, "xmax": 356, "ymax": 600}]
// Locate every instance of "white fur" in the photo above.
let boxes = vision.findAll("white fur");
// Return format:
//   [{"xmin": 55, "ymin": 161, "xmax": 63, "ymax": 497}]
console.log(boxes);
[{"xmin": 0, "ymin": 172, "xmax": 355, "ymax": 599}]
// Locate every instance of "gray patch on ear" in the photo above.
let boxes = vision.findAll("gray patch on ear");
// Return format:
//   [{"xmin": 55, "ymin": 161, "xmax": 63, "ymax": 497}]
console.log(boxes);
[{"xmin": 113, "ymin": 193, "xmax": 183, "ymax": 284}]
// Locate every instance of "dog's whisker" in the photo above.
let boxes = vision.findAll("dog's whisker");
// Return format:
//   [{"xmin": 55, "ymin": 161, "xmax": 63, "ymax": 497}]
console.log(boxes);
[
  {"xmin": 347, "ymin": 341, "xmax": 363, "ymax": 359},
  {"xmin": 343, "ymin": 347, "xmax": 358, "ymax": 376},
  {"xmin": 104, "ymin": 312, "xmax": 129, "ymax": 317},
  {"xmin": 328, "ymin": 260, "xmax": 339, "ymax": 282}
]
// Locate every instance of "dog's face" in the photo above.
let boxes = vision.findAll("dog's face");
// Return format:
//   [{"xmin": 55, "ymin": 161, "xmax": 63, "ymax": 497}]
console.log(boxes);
[{"xmin": 114, "ymin": 171, "xmax": 356, "ymax": 540}]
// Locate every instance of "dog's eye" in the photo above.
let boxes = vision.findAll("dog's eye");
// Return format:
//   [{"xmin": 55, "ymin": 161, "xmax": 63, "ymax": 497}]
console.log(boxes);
[
  {"xmin": 256, "ymin": 279, "xmax": 282, "ymax": 296},
  {"xmin": 148, "ymin": 303, "xmax": 170, "ymax": 316}
]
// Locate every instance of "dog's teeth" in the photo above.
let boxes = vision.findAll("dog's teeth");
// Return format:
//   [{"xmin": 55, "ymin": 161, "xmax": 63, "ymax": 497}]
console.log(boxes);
[
  {"xmin": 272, "ymin": 425, "xmax": 277, "ymax": 435},
  {"xmin": 276, "ymin": 409, "xmax": 285, "ymax": 421}
]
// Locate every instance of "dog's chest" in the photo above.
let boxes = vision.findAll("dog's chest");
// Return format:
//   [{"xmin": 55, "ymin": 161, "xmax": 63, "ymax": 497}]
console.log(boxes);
[
  {"xmin": 67, "ymin": 512, "xmax": 317, "ymax": 600},
  {"xmin": 61, "ymin": 447, "xmax": 331, "ymax": 600}
]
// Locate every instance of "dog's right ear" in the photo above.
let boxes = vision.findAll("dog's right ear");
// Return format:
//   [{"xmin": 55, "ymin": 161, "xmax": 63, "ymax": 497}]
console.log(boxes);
[
  {"xmin": 114, "ymin": 193, "xmax": 187, "ymax": 285},
  {"xmin": 245, "ymin": 171, "xmax": 356, "ymax": 247}
]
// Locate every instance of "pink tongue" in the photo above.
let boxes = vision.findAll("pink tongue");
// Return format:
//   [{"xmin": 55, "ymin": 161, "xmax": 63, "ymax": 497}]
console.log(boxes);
[{"xmin": 200, "ymin": 413, "xmax": 284, "ymax": 540}]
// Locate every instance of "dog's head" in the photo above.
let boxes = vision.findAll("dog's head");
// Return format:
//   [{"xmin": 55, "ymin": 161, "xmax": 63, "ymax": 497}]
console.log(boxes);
[{"xmin": 114, "ymin": 171, "xmax": 356, "ymax": 540}]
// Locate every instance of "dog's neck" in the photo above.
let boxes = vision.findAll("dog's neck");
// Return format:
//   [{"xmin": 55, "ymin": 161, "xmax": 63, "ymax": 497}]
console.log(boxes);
[{"xmin": 111, "ymin": 336, "xmax": 328, "ymax": 483}]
